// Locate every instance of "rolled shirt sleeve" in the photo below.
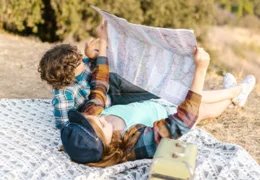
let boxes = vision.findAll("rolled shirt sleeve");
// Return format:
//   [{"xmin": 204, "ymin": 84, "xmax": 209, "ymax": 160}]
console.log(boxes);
[
  {"xmin": 130, "ymin": 90, "xmax": 202, "ymax": 160},
  {"xmin": 81, "ymin": 56, "xmax": 109, "ymax": 115}
]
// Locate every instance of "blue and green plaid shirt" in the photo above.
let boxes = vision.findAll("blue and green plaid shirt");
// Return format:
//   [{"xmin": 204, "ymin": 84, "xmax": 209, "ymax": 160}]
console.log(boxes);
[{"xmin": 52, "ymin": 57, "xmax": 110, "ymax": 128}]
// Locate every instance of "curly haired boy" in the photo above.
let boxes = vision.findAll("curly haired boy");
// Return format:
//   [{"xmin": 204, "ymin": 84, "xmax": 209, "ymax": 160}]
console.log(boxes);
[{"xmin": 38, "ymin": 21, "xmax": 110, "ymax": 128}]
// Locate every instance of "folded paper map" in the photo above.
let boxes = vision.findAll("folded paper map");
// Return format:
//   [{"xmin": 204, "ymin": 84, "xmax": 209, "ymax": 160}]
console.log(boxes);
[{"xmin": 92, "ymin": 6, "xmax": 197, "ymax": 105}]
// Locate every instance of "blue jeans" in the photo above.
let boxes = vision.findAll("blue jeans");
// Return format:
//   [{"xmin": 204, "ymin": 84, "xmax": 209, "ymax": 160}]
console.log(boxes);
[{"xmin": 108, "ymin": 73, "xmax": 159, "ymax": 105}]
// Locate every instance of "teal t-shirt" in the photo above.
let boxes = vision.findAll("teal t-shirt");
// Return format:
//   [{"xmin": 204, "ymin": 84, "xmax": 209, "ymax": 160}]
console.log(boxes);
[{"xmin": 100, "ymin": 100, "xmax": 168, "ymax": 133}]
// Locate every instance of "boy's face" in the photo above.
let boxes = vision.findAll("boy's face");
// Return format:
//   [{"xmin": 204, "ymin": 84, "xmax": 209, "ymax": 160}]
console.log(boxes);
[{"xmin": 74, "ymin": 59, "xmax": 85, "ymax": 76}]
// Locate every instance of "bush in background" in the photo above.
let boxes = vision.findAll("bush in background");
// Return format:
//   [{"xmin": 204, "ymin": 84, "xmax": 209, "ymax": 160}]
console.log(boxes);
[
  {"xmin": 0, "ymin": 0, "xmax": 144, "ymax": 42},
  {"xmin": 216, "ymin": 0, "xmax": 260, "ymax": 29},
  {"xmin": 50, "ymin": 0, "xmax": 144, "ymax": 41},
  {"xmin": 0, "ymin": 0, "xmax": 217, "ymax": 42},
  {"xmin": 0, "ymin": 0, "xmax": 44, "ymax": 33},
  {"xmin": 142, "ymin": 0, "xmax": 216, "ymax": 36},
  {"xmin": 238, "ymin": 14, "xmax": 260, "ymax": 29},
  {"xmin": 215, "ymin": 7, "xmax": 238, "ymax": 26}
]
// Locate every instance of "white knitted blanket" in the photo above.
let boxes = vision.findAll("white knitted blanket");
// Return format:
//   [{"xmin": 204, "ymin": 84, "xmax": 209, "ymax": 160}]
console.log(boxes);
[{"xmin": 0, "ymin": 99, "xmax": 259, "ymax": 180}]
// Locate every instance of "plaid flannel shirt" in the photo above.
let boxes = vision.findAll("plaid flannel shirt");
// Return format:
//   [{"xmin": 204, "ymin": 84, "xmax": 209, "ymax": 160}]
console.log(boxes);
[
  {"xmin": 126, "ymin": 91, "xmax": 201, "ymax": 160},
  {"xmin": 52, "ymin": 57, "xmax": 110, "ymax": 128},
  {"xmin": 80, "ymin": 59, "xmax": 202, "ymax": 160}
]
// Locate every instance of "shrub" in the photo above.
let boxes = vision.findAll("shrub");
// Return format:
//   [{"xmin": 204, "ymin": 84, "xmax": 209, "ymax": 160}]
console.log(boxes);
[
  {"xmin": 141, "ymin": 0, "xmax": 216, "ymax": 39},
  {"xmin": 0, "ymin": 0, "xmax": 216, "ymax": 42},
  {"xmin": 0, "ymin": 0, "xmax": 44, "ymax": 33},
  {"xmin": 53, "ymin": 0, "xmax": 144, "ymax": 41},
  {"xmin": 215, "ymin": 7, "xmax": 238, "ymax": 26},
  {"xmin": 238, "ymin": 14, "xmax": 260, "ymax": 29}
]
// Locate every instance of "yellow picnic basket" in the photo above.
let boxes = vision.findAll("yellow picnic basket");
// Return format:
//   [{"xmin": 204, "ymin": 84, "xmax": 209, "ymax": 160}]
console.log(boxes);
[{"xmin": 149, "ymin": 138, "xmax": 198, "ymax": 180}]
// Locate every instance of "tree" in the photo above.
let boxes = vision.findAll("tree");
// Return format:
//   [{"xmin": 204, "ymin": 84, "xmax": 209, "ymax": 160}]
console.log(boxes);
[
  {"xmin": 0, "ymin": 0, "xmax": 217, "ymax": 42},
  {"xmin": 0, "ymin": 0, "xmax": 44, "ymax": 33},
  {"xmin": 141, "ymin": 0, "xmax": 216, "ymax": 39},
  {"xmin": 219, "ymin": 0, "xmax": 255, "ymax": 17},
  {"xmin": 49, "ymin": 0, "xmax": 144, "ymax": 41}
]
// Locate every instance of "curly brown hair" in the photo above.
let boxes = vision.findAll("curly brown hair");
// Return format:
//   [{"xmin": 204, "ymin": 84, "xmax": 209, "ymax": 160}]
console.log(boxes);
[{"xmin": 38, "ymin": 44, "xmax": 83, "ymax": 89}]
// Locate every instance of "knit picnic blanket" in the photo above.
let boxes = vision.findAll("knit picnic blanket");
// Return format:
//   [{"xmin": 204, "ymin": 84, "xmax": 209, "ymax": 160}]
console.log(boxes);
[{"xmin": 0, "ymin": 99, "xmax": 260, "ymax": 180}]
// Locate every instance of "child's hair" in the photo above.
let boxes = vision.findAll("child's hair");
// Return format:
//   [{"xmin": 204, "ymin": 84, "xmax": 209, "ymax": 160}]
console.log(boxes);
[
  {"xmin": 86, "ymin": 116, "xmax": 134, "ymax": 168},
  {"xmin": 38, "ymin": 44, "xmax": 83, "ymax": 89}
]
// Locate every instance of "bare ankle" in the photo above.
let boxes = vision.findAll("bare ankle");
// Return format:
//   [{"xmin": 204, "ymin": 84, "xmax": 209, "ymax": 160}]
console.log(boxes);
[{"xmin": 232, "ymin": 85, "xmax": 243, "ymax": 98}]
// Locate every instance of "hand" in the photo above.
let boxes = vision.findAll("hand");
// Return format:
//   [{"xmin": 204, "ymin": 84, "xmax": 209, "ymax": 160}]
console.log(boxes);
[
  {"xmin": 96, "ymin": 20, "xmax": 108, "ymax": 43},
  {"xmin": 193, "ymin": 47, "xmax": 210, "ymax": 70},
  {"xmin": 96, "ymin": 20, "xmax": 108, "ymax": 57},
  {"xmin": 84, "ymin": 38, "xmax": 99, "ymax": 59}
]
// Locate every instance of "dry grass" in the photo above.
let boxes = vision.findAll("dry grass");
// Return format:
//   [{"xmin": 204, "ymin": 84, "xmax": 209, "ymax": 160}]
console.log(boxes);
[
  {"xmin": 198, "ymin": 72, "xmax": 260, "ymax": 164},
  {"xmin": 206, "ymin": 26, "xmax": 260, "ymax": 80},
  {"xmin": 0, "ymin": 26, "xmax": 259, "ymax": 164},
  {"xmin": 200, "ymin": 26, "xmax": 260, "ymax": 164}
]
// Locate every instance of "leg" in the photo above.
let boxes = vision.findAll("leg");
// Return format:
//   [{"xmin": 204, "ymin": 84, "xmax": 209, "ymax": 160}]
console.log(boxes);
[
  {"xmin": 201, "ymin": 86, "xmax": 242, "ymax": 103},
  {"xmin": 108, "ymin": 73, "xmax": 159, "ymax": 105},
  {"xmin": 197, "ymin": 99, "xmax": 232, "ymax": 123}
]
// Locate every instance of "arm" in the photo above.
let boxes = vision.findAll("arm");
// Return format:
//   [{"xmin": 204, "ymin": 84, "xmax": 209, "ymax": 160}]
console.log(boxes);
[
  {"xmin": 82, "ymin": 20, "xmax": 109, "ymax": 115},
  {"xmin": 82, "ymin": 56, "xmax": 109, "ymax": 115},
  {"xmin": 190, "ymin": 47, "xmax": 209, "ymax": 95},
  {"xmin": 84, "ymin": 20, "xmax": 108, "ymax": 60},
  {"xmin": 131, "ymin": 90, "xmax": 202, "ymax": 159},
  {"xmin": 127, "ymin": 47, "xmax": 210, "ymax": 160}
]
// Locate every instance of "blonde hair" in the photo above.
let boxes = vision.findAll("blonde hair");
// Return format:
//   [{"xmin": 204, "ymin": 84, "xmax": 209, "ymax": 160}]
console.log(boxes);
[{"xmin": 86, "ymin": 116, "xmax": 135, "ymax": 167}]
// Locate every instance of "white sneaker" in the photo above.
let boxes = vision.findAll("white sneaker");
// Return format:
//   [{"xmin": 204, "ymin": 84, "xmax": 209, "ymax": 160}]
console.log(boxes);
[
  {"xmin": 232, "ymin": 75, "xmax": 256, "ymax": 107},
  {"xmin": 223, "ymin": 73, "xmax": 238, "ymax": 108},
  {"xmin": 223, "ymin": 73, "xmax": 237, "ymax": 89}
]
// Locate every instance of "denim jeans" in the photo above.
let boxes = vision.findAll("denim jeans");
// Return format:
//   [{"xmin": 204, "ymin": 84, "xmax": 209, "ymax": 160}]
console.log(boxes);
[{"xmin": 108, "ymin": 73, "xmax": 159, "ymax": 105}]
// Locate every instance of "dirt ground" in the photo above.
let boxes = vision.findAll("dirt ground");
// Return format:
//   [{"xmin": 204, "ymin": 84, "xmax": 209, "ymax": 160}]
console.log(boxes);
[{"xmin": 0, "ymin": 27, "xmax": 259, "ymax": 164}]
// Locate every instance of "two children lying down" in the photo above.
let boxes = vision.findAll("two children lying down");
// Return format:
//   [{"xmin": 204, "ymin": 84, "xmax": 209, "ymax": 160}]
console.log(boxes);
[{"xmin": 38, "ymin": 20, "xmax": 256, "ymax": 167}]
